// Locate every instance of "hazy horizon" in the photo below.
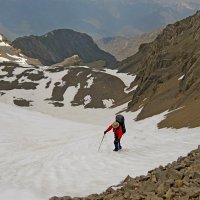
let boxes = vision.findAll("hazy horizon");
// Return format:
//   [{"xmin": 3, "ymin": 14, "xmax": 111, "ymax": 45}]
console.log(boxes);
[{"xmin": 0, "ymin": 0, "xmax": 200, "ymax": 40}]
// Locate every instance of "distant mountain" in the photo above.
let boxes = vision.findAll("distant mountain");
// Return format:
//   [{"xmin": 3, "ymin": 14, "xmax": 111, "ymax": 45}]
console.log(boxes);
[
  {"xmin": 0, "ymin": 0, "xmax": 200, "ymax": 40},
  {"xmin": 96, "ymin": 29, "xmax": 162, "ymax": 61},
  {"xmin": 112, "ymin": 10, "xmax": 200, "ymax": 128},
  {"xmin": 12, "ymin": 29, "xmax": 116, "ymax": 66}
]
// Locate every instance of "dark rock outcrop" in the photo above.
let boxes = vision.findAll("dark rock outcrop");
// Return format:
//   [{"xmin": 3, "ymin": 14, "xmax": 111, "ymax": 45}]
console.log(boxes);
[
  {"xmin": 12, "ymin": 29, "xmax": 117, "ymax": 66},
  {"xmin": 50, "ymin": 145, "xmax": 200, "ymax": 200}
]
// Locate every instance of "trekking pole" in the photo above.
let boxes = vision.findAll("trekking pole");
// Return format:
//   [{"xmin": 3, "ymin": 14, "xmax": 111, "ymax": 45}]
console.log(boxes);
[{"xmin": 98, "ymin": 134, "xmax": 105, "ymax": 152}]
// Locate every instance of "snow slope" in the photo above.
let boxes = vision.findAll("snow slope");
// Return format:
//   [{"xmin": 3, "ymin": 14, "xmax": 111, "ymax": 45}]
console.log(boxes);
[{"xmin": 0, "ymin": 102, "xmax": 200, "ymax": 200}]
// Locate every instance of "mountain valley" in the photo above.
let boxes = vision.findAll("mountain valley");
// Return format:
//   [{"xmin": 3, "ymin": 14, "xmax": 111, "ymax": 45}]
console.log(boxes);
[{"xmin": 0, "ymin": 8, "xmax": 200, "ymax": 200}]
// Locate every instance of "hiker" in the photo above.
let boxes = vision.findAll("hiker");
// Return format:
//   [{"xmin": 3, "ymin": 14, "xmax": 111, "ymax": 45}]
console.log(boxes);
[{"xmin": 104, "ymin": 121, "xmax": 123, "ymax": 151}]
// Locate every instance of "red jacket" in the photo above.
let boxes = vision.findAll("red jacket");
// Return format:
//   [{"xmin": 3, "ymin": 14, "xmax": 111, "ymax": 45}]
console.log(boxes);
[{"xmin": 105, "ymin": 125, "xmax": 123, "ymax": 139}]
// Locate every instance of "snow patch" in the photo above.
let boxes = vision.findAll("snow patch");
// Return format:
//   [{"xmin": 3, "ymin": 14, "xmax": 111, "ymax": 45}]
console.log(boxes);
[
  {"xmin": 103, "ymin": 99, "xmax": 114, "ymax": 108},
  {"xmin": 111, "ymin": 185, "xmax": 123, "ymax": 190},
  {"xmin": 45, "ymin": 70, "xmax": 69, "ymax": 84},
  {"xmin": 70, "ymin": 65, "xmax": 89, "ymax": 69},
  {"xmin": 13, "ymin": 67, "xmax": 32, "ymax": 76},
  {"xmin": 19, "ymin": 54, "xmax": 25, "ymax": 57},
  {"xmin": 0, "ymin": 35, "xmax": 10, "ymax": 46},
  {"xmin": 0, "ymin": 76, "xmax": 16, "ymax": 82},
  {"xmin": 84, "ymin": 95, "xmax": 92, "ymax": 105},
  {"xmin": 0, "ymin": 57, "xmax": 10, "ymax": 62},
  {"xmin": 178, "ymin": 75, "xmax": 185, "ymax": 80},
  {"xmin": 125, "ymin": 84, "xmax": 138, "ymax": 93},
  {"xmin": 7, "ymin": 53, "xmax": 28, "ymax": 64},
  {"xmin": 0, "ymin": 43, "xmax": 10, "ymax": 47},
  {"xmin": 167, "ymin": 106, "xmax": 185, "ymax": 114},
  {"xmin": 84, "ymin": 77, "xmax": 94, "ymax": 88},
  {"xmin": 63, "ymin": 84, "xmax": 80, "ymax": 104},
  {"xmin": 77, "ymin": 71, "xmax": 83, "ymax": 76}
]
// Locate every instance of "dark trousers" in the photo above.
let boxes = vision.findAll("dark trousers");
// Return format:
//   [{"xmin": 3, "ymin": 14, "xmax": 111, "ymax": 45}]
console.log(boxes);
[{"xmin": 114, "ymin": 136, "xmax": 122, "ymax": 151}]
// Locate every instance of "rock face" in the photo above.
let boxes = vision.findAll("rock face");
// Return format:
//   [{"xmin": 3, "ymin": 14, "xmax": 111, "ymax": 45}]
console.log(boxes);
[
  {"xmin": 50, "ymin": 146, "xmax": 200, "ymax": 200},
  {"xmin": 50, "ymin": 55, "xmax": 81, "ymax": 67},
  {"xmin": 12, "ymin": 29, "xmax": 117, "ymax": 66},
  {"xmin": 113, "ymin": 11, "xmax": 200, "ymax": 128}
]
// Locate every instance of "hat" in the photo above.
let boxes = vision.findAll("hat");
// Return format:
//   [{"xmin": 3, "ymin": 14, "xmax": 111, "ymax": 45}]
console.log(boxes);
[{"xmin": 112, "ymin": 122, "xmax": 119, "ymax": 128}]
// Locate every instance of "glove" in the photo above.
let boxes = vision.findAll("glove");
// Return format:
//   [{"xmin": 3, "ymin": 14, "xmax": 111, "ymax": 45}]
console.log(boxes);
[{"xmin": 104, "ymin": 131, "xmax": 107, "ymax": 135}]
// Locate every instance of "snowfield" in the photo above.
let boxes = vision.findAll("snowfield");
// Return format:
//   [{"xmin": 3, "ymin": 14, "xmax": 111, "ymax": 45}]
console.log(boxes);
[{"xmin": 0, "ymin": 102, "xmax": 200, "ymax": 200}]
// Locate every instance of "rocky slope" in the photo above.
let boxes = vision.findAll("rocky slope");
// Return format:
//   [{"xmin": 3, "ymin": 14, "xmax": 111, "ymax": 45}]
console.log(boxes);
[
  {"xmin": 111, "ymin": 10, "xmax": 200, "ymax": 129},
  {"xmin": 0, "ymin": 34, "xmax": 41, "ymax": 66},
  {"xmin": 12, "ymin": 29, "xmax": 117, "ymax": 66},
  {"xmin": 96, "ymin": 29, "xmax": 162, "ymax": 61},
  {"xmin": 50, "ymin": 145, "xmax": 200, "ymax": 200}
]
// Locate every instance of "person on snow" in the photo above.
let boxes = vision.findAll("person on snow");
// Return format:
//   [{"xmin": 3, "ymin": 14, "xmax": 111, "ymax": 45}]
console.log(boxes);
[{"xmin": 104, "ymin": 121, "xmax": 123, "ymax": 151}]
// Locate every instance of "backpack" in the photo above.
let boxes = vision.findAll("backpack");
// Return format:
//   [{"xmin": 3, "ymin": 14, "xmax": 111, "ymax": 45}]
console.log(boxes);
[{"xmin": 116, "ymin": 114, "xmax": 126, "ymax": 134}]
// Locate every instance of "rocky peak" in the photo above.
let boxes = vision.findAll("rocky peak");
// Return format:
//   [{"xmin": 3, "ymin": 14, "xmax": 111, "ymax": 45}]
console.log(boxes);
[{"xmin": 12, "ymin": 29, "xmax": 117, "ymax": 66}]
